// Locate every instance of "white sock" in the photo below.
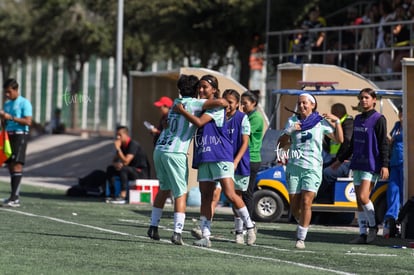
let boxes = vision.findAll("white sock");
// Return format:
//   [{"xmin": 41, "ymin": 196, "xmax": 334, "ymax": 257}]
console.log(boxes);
[
  {"xmin": 200, "ymin": 216, "xmax": 211, "ymax": 239},
  {"xmin": 234, "ymin": 217, "xmax": 243, "ymax": 233},
  {"xmin": 362, "ymin": 201, "xmax": 376, "ymax": 227},
  {"xmin": 357, "ymin": 211, "xmax": 368, "ymax": 235},
  {"xmin": 235, "ymin": 206, "xmax": 254, "ymax": 229},
  {"xmin": 174, "ymin": 212, "xmax": 185, "ymax": 234},
  {"xmin": 297, "ymin": 225, "xmax": 308, "ymax": 241},
  {"xmin": 150, "ymin": 207, "xmax": 163, "ymax": 227}
]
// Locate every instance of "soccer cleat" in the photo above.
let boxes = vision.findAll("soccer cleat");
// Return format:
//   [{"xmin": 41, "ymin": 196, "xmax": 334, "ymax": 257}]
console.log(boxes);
[
  {"xmin": 349, "ymin": 234, "xmax": 367, "ymax": 244},
  {"xmin": 109, "ymin": 197, "xmax": 126, "ymax": 204},
  {"xmin": 252, "ymin": 222, "xmax": 258, "ymax": 234},
  {"xmin": 386, "ymin": 218, "xmax": 397, "ymax": 238},
  {"xmin": 171, "ymin": 232, "xmax": 184, "ymax": 245},
  {"xmin": 191, "ymin": 227, "xmax": 202, "ymax": 240},
  {"xmin": 2, "ymin": 199, "xmax": 20, "ymax": 208},
  {"xmin": 366, "ymin": 226, "xmax": 378, "ymax": 243},
  {"xmin": 193, "ymin": 237, "xmax": 211, "ymax": 248},
  {"xmin": 235, "ymin": 232, "xmax": 245, "ymax": 244},
  {"xmin": 295, "ymin": 239, "xmax": 305, "ymax": 249},
  {"xmin": 147, "ymin": 226, "xmax": 160, "ymax": 241},
  {"xmin": 246, "ymin": 226, "xmax": 256, "ymax": 246}
]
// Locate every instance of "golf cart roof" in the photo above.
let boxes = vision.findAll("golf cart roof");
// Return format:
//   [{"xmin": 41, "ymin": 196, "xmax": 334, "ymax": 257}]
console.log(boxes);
[{"xmin": 272, "ymin": 89, "xmax": 403, "ymax": 98}]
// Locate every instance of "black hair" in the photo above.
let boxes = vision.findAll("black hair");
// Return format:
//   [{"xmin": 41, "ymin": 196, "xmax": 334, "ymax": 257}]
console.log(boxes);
[
  {"xmin": 116, "ymin": 125, "xmax": 129, "ymax": 134},
  {"xmin": 200, "ymin": 74, "xmax": 220, "ymax": 98},
  {"xmin": 358, "ymin": 88, "xmax": 377, "ymax": 107},
  {"xmin": 331, "ymin": 103, "xmax": 347, "ymax": 117},
  {"xmin": 222, "ymin": 89, "xmax": 240, "ymax": 103},
  {"xmin": 241, "ymin": 90, "xmax": 259, "ymax": 107},
  {"xmin": 200, "ymin": 75, "xmax": 218, "ymax": 89},
  {"xmin": 358, "ymin": 88, "xmax": 376, "ymax": 99},
  {"xmin": 3, "ymin": 78, "xmax": 19, "ymax": 90},
  {"xmin": 177, "ymin": 74, "xmax": 199, "ymax": 97}
]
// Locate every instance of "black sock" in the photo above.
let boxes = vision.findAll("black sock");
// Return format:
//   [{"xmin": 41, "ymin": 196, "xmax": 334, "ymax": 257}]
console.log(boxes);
[{"xmin": 11, "ymin": 172, "xmax": 22, "ymax": 200}]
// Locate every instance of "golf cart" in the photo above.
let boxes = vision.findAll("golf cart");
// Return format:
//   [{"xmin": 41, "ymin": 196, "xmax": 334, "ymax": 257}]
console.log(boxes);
[{"xmin": 252, "ymin": 88, "xmax": 402, "ymax": 224}]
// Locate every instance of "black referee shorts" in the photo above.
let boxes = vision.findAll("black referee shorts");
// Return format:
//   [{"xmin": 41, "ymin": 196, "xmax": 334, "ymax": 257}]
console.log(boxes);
[{"xmin": 6, "ymin": 132, "xmax": 29, "ymax": 165}]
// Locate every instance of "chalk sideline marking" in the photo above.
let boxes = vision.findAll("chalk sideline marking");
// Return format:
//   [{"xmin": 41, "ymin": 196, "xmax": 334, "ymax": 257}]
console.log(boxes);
[{"xmin": 1, "ymin": 208, "xmax": 355, "ymax": 275}]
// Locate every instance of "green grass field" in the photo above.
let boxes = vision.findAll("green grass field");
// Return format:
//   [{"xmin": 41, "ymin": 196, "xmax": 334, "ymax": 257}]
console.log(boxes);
[{"xmin": 0, "ymin": 182, "xmax": 413, "ymax": 275}]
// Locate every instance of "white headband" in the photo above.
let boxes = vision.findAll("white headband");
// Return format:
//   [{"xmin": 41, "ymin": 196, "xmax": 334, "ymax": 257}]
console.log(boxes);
[{"xmin": 299, "ymin": 93, "xmax": 316, "ymax": 104}]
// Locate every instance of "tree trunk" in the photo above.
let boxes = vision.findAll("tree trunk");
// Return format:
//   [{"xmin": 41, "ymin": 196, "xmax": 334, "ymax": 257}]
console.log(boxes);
[{"xmin": 67, "ymin": 63, "xmax": 83, "ymax": 129}]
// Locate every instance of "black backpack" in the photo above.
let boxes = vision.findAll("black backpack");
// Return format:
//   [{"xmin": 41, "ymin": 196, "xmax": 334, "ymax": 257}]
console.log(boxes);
[{"xmin": 66, "ymin": 170, "xmax": 107, "ymax": 197}]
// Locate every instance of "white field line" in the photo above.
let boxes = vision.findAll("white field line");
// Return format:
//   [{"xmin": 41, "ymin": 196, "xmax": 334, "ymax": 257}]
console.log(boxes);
[{"xmin": 0, "ymin": 208, "xmax": 356, "ymax": 275}]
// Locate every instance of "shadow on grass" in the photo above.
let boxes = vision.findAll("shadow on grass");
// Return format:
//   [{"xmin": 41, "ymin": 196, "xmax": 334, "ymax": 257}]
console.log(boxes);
[
  {"xmin": 19, "ymin": 191, "xmax": 105, "ymax": 203},
  {"xmin": 259, "ymin": 225, "xmax": 409, "ymax": 247},
  {"xmin": 20, "ymin": 231, "xmax": 170, "ymax": 245}
]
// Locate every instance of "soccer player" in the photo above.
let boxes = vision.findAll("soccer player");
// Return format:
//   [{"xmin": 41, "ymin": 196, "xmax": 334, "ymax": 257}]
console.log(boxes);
[
  {"xmin": 176, "ymin": 75, "xmax": 256, "ymax": 247},
  {"xmin": 278, "ymin": 93, "xmax": 343, "ymax": 249},
  {"xmin": 147, "ymin": 74, "xmax": 227, "ymax": 245}
]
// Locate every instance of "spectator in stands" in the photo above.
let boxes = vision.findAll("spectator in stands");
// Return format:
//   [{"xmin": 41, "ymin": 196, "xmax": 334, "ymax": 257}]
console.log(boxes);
[
  {"xmin": 392, "ymin": 4, "xmax": 411, "ymax": 72},
  {"xmin": 408, "ymin": 0, "xmax": 414, "ymax": 18},
  {"xmin": 249, "ymin": 34, "xmax": 265, "ymax": 91},
  {"xmin": 300, "ymin": 6, "xmax": 326, "ymax": 63},
  {"xmin": 358, "ymin": 3, "xmax": 379, "ymax": 74},
  {"xmin": 376, "ymin": 0, "xmax": 396, "ymax": 77},
  {"xmin": 314, "ymin": 5, "xmax": 327, "ymax": 27},
  {"xmin": 337, "ymin": 7, "xmax": 360, "ymax": 70}
]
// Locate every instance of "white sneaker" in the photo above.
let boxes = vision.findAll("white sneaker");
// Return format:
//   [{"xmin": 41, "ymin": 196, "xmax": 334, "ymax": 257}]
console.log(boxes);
[
  {"xmin": 246, "ymin": 227, "xmax": 256, "ymax": 246},
  {"xmin": 109, "ymin": 197, "xmax": 126, "ymax": 204},
  {"xmin": 193, "ymin": 237, "xmax": 211, "ymax": 248},
  {"xmin": 2, "ymin": 199, "xmax": 20, "ymax": 207},
  {"xmin": 235, "ymin": 233, "xmax": 244, "ymax": 244},
  {"xmin": 191, "ymin": 227, "xmax": 202, "ymax": 240},
  {"xmin": 295, "ymin": 239, "xmax": 305, "ymax": 249}
]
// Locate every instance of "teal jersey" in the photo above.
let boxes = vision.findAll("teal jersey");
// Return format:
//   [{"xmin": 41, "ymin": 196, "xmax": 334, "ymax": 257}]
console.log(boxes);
[
  {"xmin": 4, "ymin": 95, "xmax": 32, "ymax": 132},
  {"xmin": 205, "ymin": 107, "xmax": 225, "ymax": 127},
  {"xmin": 241, "ymin": 115, "xmax": 251, "ymax": 136},
  {"xmin": 284, "ymin": 115, "xmax": 333, "ymax": 170},
  {"xmin": 156, "ymin": 97, "xmax": 206, "ymax": 153}
]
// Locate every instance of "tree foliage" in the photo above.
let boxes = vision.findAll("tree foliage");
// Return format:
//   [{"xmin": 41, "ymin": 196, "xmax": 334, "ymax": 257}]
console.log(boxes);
[
  {"xmin": 0, "ymin": 0, "xmax": 362, "ymax": 127},
  {"xmin": 0, "ymin": 0, "xmax": 31, "ymax": 79}
]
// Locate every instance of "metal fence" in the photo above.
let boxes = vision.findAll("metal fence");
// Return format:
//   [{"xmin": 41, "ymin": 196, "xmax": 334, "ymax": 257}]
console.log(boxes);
[
  {"xmin": 0, "ymin": 56, "xmax": 128, "ymax": 132},
  {"xmin": 266, "ymin": 19, "xmax": 414, "ymax": 88}
]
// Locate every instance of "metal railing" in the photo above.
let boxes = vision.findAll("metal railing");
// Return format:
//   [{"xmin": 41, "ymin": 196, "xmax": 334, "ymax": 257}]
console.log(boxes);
[{"xmin": 266, "ymin": 20, "xmax": 414, "ymax": 87}]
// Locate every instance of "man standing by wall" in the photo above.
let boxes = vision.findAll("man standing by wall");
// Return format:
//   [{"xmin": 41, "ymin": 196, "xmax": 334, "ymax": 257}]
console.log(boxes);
[{"xmin": 0, "ymin": 78, "xmax": 32, "ymax": 207}]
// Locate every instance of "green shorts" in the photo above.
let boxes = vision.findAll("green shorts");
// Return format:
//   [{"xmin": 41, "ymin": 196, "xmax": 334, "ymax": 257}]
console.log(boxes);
[
  {"xmin": 352, "ymin": 170, "xmax": 379, "ymax": 186},
  {"xmin": 153, "ymin": 149, "xmax": 188, "ymax": 198},
  {"xmin": 234, "ymin": 175, "xmax": 249, "ymax": 191},
  {"xmin": 286, "ymin": 164, "xmax": 322, "ymax": 194},
  {"xmin": 198, "ymin": 161, "xmax": 234, "ymax": 182}
]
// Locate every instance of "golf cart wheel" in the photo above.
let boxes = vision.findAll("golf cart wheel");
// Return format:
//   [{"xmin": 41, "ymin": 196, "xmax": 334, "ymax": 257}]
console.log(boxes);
[{"xmin": 253, "ymin": 189, "xmax": 284, "ymax": 222}]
